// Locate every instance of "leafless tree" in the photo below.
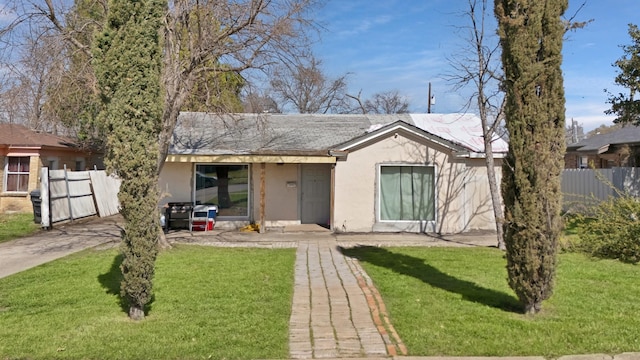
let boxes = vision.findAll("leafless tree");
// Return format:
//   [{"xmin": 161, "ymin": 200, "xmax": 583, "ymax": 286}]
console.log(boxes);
[
  {"xmin": 345, "ymin": 90, "xmax": 410, "ymax": 114},
  {"xmin": 364, "ymin": 90, "xmax": 410, "ymax": 114},
  {"xmin": 446, "ymin": 0, "xmax": 505, "ymax": 249},
  {"xmin": 269, "ymin": 55, "xmax": 350, "ymax": 114},
  {"xmin": 0, "ymin": 26, "xmax": 66, "ymax": 131},
  {"xmin": 1, "ymin": 0, "xmax": 320, "ymax": 169},
  {"xmin": 161, "ymin": 0, "xmax": 320, "ymax": 168},
  {"xmin": 446, "ymin": 0, "xmax": 590, "ymax": 250},
  {"xmin": 242, "ymin": 88, "xmax": 281, "ymax": 113}
]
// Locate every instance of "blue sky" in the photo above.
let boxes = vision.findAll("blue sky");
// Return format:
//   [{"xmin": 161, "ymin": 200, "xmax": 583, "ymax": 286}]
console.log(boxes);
[{"xmin": 312, "ymin": 0, "xmax": 640, "ymax": 132}]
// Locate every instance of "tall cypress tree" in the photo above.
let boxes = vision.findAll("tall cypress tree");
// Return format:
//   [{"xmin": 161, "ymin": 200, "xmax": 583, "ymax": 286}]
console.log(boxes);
[
  {"xmin": 495, "ymin": 0, "xmax": 567, "ymax": 314},
  {"xmin": 93, "ymin": 0, "xmax": 165, "ymax": 320}
]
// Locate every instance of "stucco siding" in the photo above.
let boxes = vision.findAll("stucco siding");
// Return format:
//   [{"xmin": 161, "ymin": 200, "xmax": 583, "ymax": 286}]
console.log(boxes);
[
  {"xmin": 458, "ymin": 159, "xmax": 502, "ymax": 232},
  {"xmin": 158, "ymin": 162, "xmax": 193, "ymax": 206},
  {"xmin": 264, "ymin": 163, "xmax": 299, "ymax": 221},
  {"xmin": 334, "ymin": 132, "xmax": 502, "ymax": 234},
  {"xmin": 334, "ymin": 132, "xmax": 452, "ymax": 232}
]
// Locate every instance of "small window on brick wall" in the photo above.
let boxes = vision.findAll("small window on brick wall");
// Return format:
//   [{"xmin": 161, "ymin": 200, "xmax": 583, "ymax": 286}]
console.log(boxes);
[
  {"xmin": 5, "ymin": 156, "xmax": 30, "ymax": 192},
  {"xmin": 579, "ymin": 156, "xmax": 589, "ymax": 169},
  {"xmin": 75, "ymin": 159, "xmax": 85, "ymax": 171}
]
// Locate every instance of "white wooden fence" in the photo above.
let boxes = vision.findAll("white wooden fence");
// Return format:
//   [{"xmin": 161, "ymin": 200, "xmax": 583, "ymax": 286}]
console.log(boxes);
[
  {"xmin": 39, "ymin": 167, "xmax": 121, "ymax": 228},
  {"xmin": 561, "ymin": 167, "xmax": 640, "ymax": 212}
]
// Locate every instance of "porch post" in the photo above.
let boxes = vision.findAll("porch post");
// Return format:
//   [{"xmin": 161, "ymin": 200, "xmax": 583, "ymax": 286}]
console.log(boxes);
[
  {"xmin": 330, "ymin": 164, "xmax": 335, "ymax": 231},
  {"xmin": 259, "ymin": 162, "xmax": 266, "ymax": 233}
]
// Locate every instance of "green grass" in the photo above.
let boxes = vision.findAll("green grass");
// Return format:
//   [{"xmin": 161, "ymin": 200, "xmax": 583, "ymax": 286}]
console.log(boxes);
[
  {"xmin": 343, "ymin": 246, "xmax": 640, "ymax": 358},
  {"xmin": 0, "ymin": 213, "xmax": 40, "ymax": 243},
  {"xmin": 560, "ymin": 214, "xmax": 593, "ymax": 250},
  {"xmin": 0, "ymin": 245, "xmax": 295, "ymax": 360}
]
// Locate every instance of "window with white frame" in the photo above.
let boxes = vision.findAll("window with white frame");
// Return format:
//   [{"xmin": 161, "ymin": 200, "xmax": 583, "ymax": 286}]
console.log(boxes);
[
  {"xmin": 5, "ymin": 156, "xmax": 30, "ymax": 192},
  {"xmin": 379, "ymin": 165, "xmax": 435, "ymax": 221}
]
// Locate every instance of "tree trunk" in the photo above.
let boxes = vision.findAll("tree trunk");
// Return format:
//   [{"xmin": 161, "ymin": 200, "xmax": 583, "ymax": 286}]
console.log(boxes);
[
  {"xmin": 216, "ymin": 167, "xmax": 232, "ymax": 208},
  {"xmin": 524, "ymin": 301, "xmax": 542, "ymax": 315},
  {"xmin": 129, "ymin": 305, "xmax": 145, "ymax": 321},
  {"xmin": 482, "ymin": 133, "xmax": 505, "ymax": 250},
  {"xmin": 158, "ymin": 228, "xmax": 172, "ymax": 250}
]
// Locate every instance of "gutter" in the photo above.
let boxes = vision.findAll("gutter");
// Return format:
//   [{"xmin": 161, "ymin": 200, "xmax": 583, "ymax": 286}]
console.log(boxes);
[
  {"xmin": 328, "ymin": 149, "xmax": 348, "ymax": 160},
  {"xmin": 454, "ymin": 151, "xmax": 507, "ymax": 159}
]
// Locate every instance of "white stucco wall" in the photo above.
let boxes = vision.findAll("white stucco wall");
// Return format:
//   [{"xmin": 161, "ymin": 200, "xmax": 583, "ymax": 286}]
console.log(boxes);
[
  {"xmin": 461, "ymin": 159, "xmax": 503, "ymax": 232},
  {"xmin": 251, "ymin": 163, "xmax": 301, "ymax": 226},
  {"xmin": 334, "ymin": 131, "xmax": 500, "ymax": 234},
  {"xmin": 158, "ymin": 162, "xmax": 193, "ymax": 206},
  {"xmin": 159, "ymin": 140, "xmax": 501, "ymax": 233}
]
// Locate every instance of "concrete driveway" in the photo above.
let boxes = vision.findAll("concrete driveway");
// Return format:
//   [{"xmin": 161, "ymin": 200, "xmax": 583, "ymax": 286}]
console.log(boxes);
[{"xmin": 0, "ymin": 215, "xmax": 122, "ymax": 279}]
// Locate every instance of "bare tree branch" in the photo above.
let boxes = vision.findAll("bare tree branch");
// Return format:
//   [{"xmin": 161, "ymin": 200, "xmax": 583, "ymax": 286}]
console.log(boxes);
[
  {"xmin": 268, "ymin": 55, "xmax": 350, "ymax": 113},
  {"xmin": 446, "ymin": 0, "xmax": 505, "ymax": 249},
  {"xmin": 0, "ymin": 0, "xmax": 321, "ymax": 169}
]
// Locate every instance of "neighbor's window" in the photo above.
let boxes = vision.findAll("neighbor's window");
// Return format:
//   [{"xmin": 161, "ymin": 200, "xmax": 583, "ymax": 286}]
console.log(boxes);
[
  {"xmin": 75, "ymin": 158, "xmax": 85, "ymax": 171},
  {"xmin": 579, "ymin": 156, "xmax": 589, "ymax": 169},
  {"xmin": 5, "ymin": 156, "xmax": 30, "ymax": 192},
  {"xmin": 379, "ymin": 165, "xmax": 435, "ymax": 221},
  {"xmin": 195, "ymin": 164, "xmax": 249, "ymax": 217},
  {"xmin": 48, "ymin": 157, "xmax": 59, "ymax": 170}
]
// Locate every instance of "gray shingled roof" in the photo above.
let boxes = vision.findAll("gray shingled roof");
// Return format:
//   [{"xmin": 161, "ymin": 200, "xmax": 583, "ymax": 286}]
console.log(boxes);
[
  {"xmin": 566, "ymin": 125, "xmax": 640, "ymax": 152},
  {"xmin": 170, "ymin": 113, "xmax": 414, "ymax": 155},
  {"xmin": 170, "ymin": 112, "xmax": 500, "ymax": 155}
]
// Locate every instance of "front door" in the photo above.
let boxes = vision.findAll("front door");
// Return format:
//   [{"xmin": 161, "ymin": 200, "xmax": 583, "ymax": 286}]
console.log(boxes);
[{"xmin": 301, "ymin": 164, "xmax": 331, "ymax": 225}]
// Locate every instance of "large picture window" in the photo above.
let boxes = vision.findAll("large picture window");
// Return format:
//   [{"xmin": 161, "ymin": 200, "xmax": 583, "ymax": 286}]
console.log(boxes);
[
  {"xmin": 195, "ymin": 164, "xmax": 249, "ymax": 217},
  {"xmin": 5, "ymin": 156, "xmax": 30, "ymax": 192},
  {"xmin": 379, "ymin": 165, "xmax": 435, "ymax": 221}
]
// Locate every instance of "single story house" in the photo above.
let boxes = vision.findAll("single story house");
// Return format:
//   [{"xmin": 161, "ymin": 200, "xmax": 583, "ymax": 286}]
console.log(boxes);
[
  {"xmin": 159, "ymin": 112, "xmax": 508, "ymax": 234},
  {"xmin": 565, "ymin": 125, "xmax": 640, "ymax": 169},
  {"xmin": 0, "ymin": 124, "xmax": 101, "ymax": 213}
]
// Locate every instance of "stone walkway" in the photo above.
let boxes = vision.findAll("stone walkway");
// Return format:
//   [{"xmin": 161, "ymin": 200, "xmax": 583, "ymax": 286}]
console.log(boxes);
[{"xmin": 289, "ymin": 236, "xmax": 404, "ymax": 359}]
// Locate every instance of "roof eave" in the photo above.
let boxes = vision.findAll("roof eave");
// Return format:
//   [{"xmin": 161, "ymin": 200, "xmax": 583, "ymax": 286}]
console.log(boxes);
[{"xmin": 336, "ymin": 122, "xmax": 465, "ymax": 152}]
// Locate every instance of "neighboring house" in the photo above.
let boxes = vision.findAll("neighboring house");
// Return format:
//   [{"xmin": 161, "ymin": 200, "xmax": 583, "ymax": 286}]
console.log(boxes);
[
  {"xmin": 565, "ymin": 125, "xmax": 640, "ymax": 169},
  {"xmin": 160, "ymin": 112, "xmax": 507, "ymax": 234},
  {"xmin": 0, "ymin": 124, "xmax": 101, "ymax": 213}
]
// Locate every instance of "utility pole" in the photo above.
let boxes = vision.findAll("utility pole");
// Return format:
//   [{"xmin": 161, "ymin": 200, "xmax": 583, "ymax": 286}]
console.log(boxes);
[{"xmin": 427, "ymin": 82, "xmax": 435, "ymax": 113}]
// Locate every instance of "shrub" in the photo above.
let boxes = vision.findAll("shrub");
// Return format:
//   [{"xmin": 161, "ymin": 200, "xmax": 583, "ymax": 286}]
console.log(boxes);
[
  {"xmin": 577, "ymin": 196, "xmax": 640, "ymax": 264},
  {"xmin": 558, "ymin": 213, "xmax": 584, "ymax": 252}
]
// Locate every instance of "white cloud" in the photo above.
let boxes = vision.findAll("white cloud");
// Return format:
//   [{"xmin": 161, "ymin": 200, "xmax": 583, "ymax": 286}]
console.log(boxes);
[
  {"xmin": 565, "ymin": 100, "xmax": 616, "ymax": 131},
  {"xmin": 337, "ymin": 15, "xmax": 394, "ymax": 37}
]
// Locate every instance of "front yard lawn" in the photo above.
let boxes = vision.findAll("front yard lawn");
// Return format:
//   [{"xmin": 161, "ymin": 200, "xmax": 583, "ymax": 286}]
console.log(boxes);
[
  {"xmin": 0, "ymin": 245, "xmax": 295, "ymax": 360},
  {"xmin": 342, "ymin": 246, "xmax": 640, "ymax": 358},
  {"xmin": 0, "ymin": 213, "xmax": 40, "ymax": 243}
]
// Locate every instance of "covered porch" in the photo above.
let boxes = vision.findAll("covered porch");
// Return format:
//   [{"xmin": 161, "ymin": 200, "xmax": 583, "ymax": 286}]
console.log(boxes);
[{"xmin": 159, "ymin": 154, "xmax": 337, "ymax": 232}]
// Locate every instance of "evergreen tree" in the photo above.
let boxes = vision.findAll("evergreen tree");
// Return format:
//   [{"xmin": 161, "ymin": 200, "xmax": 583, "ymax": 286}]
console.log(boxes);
[
  {"xmin": 93, "ymin": 0, "xmax": 165, "ymax": 320},
  {"xmin": 182, "ymin": 63, "xmax": 245, "ymax": 113},
  {"xmin": 606, "ymin": 24, "xmax": 640, "ymax": 125},
  {"xmin": 495, "ymin": 0, "xmax": 567, "ymax": 314}
]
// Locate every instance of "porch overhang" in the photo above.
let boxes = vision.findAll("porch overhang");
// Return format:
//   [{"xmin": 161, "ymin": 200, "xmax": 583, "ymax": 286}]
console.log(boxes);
[{"xmin": 165, "ymin": 154, "xmax": 337, "ymax": 164}]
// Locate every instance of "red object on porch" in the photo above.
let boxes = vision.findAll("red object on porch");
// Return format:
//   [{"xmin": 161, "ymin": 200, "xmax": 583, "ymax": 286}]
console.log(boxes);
[{"xmin": 191, "ymin": 205, "xmax": 217, "ymax": 231}]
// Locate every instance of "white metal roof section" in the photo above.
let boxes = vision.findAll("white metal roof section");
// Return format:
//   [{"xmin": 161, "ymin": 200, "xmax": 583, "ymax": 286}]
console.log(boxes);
[{"xmin": 409, "ymin": 113, "xmax": 508, "ymax": 153}]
